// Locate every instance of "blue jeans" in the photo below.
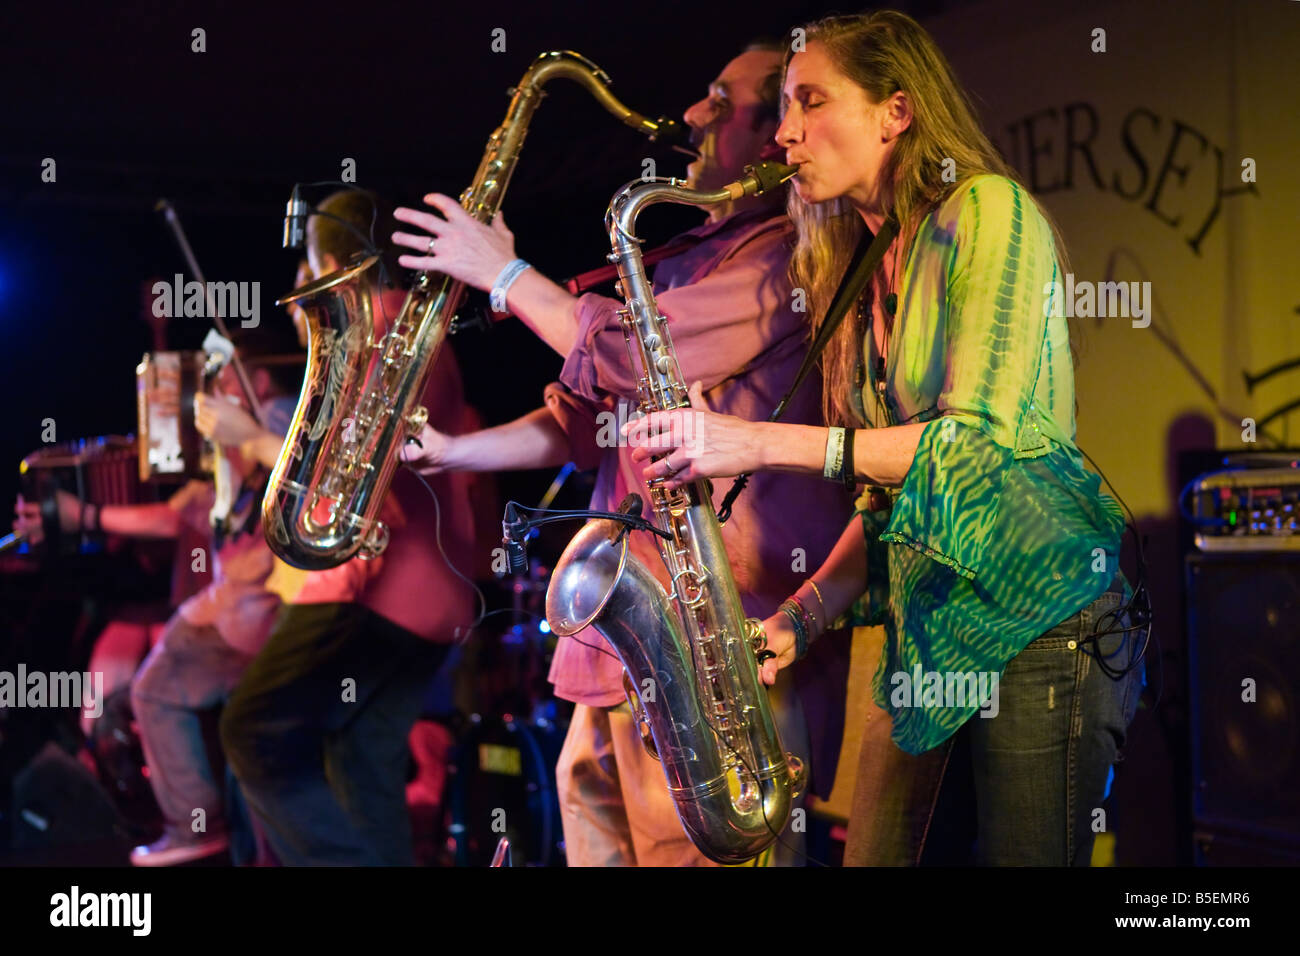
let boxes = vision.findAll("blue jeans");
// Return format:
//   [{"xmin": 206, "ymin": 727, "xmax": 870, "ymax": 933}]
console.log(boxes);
[
  {"xmin": 130, "ymin": 615, "xmax": 252, "ymax": 843},
  {"xmin": 847, "ymin": 579, "xmax": 1144, "ymax": 866}
]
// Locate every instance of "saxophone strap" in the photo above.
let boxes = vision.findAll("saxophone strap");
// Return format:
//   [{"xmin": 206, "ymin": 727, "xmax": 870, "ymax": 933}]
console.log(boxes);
[{"xmin": 717, "ymin": 217, "xmax": 899, "ymax": 523}]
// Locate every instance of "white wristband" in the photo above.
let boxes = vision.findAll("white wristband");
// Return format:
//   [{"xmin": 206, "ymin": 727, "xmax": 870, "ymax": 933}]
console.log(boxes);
[
  {"xmin": 823, "ymin": 426, "xmax": 846, "ymax": 480},
  {"xmin": 490, "ymin": 259, "xmax": 531, "ymax": 313}
]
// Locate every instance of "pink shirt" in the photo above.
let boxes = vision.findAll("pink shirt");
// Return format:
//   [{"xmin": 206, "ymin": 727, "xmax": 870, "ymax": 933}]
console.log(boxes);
[
  {"xmin": 546, "ymin": 207, "xmax": 856, "ymax": 707},
  {"xmin": 276, "ymin": 347, "xmax": 484, "ymax": 643}
]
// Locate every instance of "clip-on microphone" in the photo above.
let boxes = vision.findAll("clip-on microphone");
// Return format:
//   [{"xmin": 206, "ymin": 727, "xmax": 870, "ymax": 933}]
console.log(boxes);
[
  {"xmin": 502, "ymin": 501, "xmax": 531, "ymax": 574},
  {"xmin": 283, "ymin": 185, "xmax": 308, "ymax": 250},
  {"xmin": 609, "ymin": 493, "xmax": 643, "ymax": 544}
]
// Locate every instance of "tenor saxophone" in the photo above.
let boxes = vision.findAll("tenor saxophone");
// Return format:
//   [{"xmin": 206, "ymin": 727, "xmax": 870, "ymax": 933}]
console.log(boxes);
[
  {"xmin": 264, "ymin": 51, "xmax": 685, "ymax": 569},
  {"xmin": 546, "ymin": 162, "xmax": 804, "ymax": 864}
]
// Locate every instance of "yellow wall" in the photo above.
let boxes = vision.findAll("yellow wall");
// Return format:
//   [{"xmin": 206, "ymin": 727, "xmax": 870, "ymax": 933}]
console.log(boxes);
[{"xmin": 929, "ymin": 0, "xmax": 1300, "ymax": 518}]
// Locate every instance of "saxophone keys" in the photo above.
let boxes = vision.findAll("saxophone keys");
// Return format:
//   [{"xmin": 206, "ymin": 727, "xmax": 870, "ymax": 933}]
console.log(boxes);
[
  {"xmin": 359, "ymin": 520, "xmax": 390, "ymax": 560},
  {"xmin": 405, "ymin": 405, "xmax": 428, "ymax": 436},
  {"xmin": 784, "ymin": 753, "xmax": 807, "ymax": 797}
]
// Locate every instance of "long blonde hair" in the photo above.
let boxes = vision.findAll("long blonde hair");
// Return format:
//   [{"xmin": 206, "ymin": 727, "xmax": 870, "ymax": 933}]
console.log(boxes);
[{"xmin": 784, "ymin": 11, "xmax": 1065, "ymax": 427}]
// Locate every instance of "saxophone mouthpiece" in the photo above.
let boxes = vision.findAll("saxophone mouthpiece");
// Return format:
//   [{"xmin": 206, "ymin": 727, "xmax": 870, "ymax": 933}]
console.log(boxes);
[
  {"xmin": 650, "ymin": 117, "xmax": 699, "ymax": 159},
  {"xmin": 725, "ymin": 161, "xmax": 800, "ymax": 200}
]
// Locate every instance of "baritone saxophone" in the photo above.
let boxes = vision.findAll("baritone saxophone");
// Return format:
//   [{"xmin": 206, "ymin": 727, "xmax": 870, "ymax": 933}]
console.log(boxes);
[{"xmin": 263, "ymin": 51, "xmax": 687, "ymax": 569}]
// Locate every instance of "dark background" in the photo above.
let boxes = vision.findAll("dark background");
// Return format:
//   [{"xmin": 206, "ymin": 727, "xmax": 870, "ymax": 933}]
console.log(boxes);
[{"xmin": 1, "ymin": 0, "xmax": 962, "ymax": 514}]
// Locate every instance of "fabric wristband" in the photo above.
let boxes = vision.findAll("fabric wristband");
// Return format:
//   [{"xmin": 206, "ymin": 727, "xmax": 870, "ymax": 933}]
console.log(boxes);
[
  {"xmin": 823, "ymin": 426, "xmax": 846, "ymax": 481},
  {"xmin": 490, "ymin": 259, "xmax": 532, "ymax": 314}
]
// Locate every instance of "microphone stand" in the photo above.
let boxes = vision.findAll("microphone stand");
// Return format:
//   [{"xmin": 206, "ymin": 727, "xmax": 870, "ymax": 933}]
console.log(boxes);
[
  {"xmin": 155, "ymin": 199, "xmax": 266, "ymax": 539},
  {"xmin": 154, "ymin": 199, "xmax": 265, "ymax": 426}
]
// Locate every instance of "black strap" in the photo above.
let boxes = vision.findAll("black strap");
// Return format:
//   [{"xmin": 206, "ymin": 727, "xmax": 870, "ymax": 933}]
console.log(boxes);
[{"xmin": 717, "ymin": 217, "xmax": 898, "ymax": 523}]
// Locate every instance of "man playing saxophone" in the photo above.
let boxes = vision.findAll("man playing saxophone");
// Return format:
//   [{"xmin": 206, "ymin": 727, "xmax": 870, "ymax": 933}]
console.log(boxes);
[
  {"xmin": 393, "ymin": 40, "xmax": 855, "ymax": 866},
  {"xmin": 219, "ymin": 190, "xmax": 487, "ymax": 865}
]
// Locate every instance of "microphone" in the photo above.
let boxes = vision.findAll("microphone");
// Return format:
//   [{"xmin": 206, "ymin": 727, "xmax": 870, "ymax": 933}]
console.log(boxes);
[
  {"xmin": 501, "ymin": 502, "xmax": 530, "ymax": 574},
  {"xmin": 283, "ymin": 185, "xmax": 308, "ymax": 250},
  {"xmin": 617, "ymin": 493, "xmax": 644, "ymax": 520}
]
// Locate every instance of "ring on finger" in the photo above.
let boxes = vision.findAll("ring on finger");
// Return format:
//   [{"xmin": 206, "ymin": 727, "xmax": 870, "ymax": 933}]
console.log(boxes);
[{"xmin": 426, "ymin": 237, "xmax": 436, "ymax": 253}]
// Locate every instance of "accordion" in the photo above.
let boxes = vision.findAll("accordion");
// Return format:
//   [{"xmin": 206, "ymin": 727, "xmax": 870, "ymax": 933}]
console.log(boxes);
[{"xmin": 135, "ymin": 350, "xmax": 212, "ymax": 482}]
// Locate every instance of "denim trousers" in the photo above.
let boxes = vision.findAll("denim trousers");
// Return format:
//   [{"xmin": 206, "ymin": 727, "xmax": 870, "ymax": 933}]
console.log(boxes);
[
  {"xmin": 846, "ymin": 580, "xmax": 1144, "ymax": 866},
  {"xmin": 219, "ymin": 602, "xmax": 446, "ymax": 866},
  {"xmin": 130, "ymin": 614, "xmax": 252, "ymax": 843}
]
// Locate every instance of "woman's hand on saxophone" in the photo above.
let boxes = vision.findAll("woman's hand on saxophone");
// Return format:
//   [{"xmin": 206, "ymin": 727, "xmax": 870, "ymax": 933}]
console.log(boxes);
[
  {"xmin": 622, "ymin": 381, "xmax": 764, "ymax": 490},
  {"xmin": 757, "ymin": 612, "xmax": 798, "ymax": 686},
  {"xmin": 392, "ymin": 194, "xmax": 517, "ymax": 291}
]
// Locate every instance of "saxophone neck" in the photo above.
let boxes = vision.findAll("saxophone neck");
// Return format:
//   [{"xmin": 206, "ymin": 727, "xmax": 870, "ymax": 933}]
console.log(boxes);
[
  {"xmin": 606, "ymin": 166, "xmax": 801, "ymax": 430},
  {"xmin": 516, "ymin": 51, "xmax": 688, "ymax": 148},
  {"xmin": 609, "ymin": 161, "xmax": 799, "ymax": 251}
]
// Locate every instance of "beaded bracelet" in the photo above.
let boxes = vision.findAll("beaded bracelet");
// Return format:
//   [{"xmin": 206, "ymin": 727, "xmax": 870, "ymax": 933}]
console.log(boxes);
[
  {"xmin": 780, "ymin": 596, "xmax": 819, "ymax": 661},
  {"xmin": 780, "ymin": 600, "xmax": 806, "ymax": 661}
]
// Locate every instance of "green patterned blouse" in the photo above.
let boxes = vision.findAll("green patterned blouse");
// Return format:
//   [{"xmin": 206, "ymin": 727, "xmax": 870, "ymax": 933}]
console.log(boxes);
[{"xmin": 848, "ymin": 174, "xmax": 1127, "ymax": 755}]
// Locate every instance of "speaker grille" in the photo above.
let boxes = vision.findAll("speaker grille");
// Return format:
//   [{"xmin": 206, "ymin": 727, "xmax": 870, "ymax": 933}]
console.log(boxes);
[{"xmin": 1187, "ymin": 555, "xmax": 1300, "ymax": 841}]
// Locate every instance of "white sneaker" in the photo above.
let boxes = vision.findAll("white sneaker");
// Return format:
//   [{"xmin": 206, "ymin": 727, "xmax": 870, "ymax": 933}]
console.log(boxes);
[{"xmin": 130, "ymin": 833, "xmax": 229, "ymax": 867}]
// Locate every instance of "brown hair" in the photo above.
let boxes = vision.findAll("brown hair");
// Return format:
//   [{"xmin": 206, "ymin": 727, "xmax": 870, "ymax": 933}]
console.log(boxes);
[{"xmin": 783, "ymin": 11, "xmax": 1068, "ymax": 426}]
